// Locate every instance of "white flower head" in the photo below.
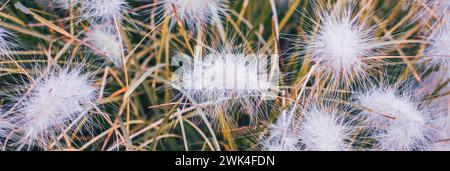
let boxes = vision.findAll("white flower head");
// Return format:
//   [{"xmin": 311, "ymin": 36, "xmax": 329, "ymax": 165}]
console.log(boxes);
[
  {"xmin": 78, "ymin": 0, "xmax": 129, "ymax": 23},
  {"xmin": 423, "ymin": 22, "xmax": 450, "ymax": 73},
  {"xmin": 305, "ymin": 3, "xmax": 380, "ymax": 83},
  {"xmin": 160, "ymin": 0, "xmax": 228, "ymax": 29},
  {"xmin": 172, "ymin": 45, "xmax": 279, "ymax": 125},
  {"xmin": 421, "ymin": 88, "xmax": 450, "ymax": 151},
  {"xmin": 299, "ymin": 107, "xmax": 355, "ymax": 151},
  {"xmin": 261, "ymin": 110, "xmax": 301, "ymax": 151},
  {"xmin": 86, "ymin": 25, "xmax": 124, "ymax": 67},
  {"xmin": 357, "ymin": 86, "xmax": 434, "ymax": 151},
  {"xmin": 0, "ymin": 27, "xmax": 16, "ymax": 57},
  {"xmin": 14, "ymin": 66, "xmax": 97, "ymax": 148}
]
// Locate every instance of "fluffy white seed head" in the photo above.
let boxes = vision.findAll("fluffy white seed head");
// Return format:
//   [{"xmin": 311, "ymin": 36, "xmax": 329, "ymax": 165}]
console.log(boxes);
[
  {"xmin": 357, "ymin": 87, "xmax": 433, "ymax": 151},
  {"xmin": 178, "ymin": 53, "xmax": 276, "ymax": 102},
  {"xmin": 261, "ymin": 110, "xmax": 300, "ymax": 151},
  {"xmin": 160, "ymin": 0, "xmax": 228, "ymax": 29},
  {"xmin": 86, "ymin": 26, "xmax": 123, "ymax": 67},
  {"xmin": 78, "ymin": 0, "xmax": 128, "ymax": 23},
  {"xmin": 421, "ymin": 89, "xmax": 450, "ymax": 151},
  {"xmin": 182, "ymin": 55, "xmax": 273, "ymax": 93},
  {"xmin": 299, "ymin": 107, "xmax": 353, "ymax": 151},
  {"xmin": 172, "ymin": 46, "xmax": 279, "ymax": 124},
  {"xmin": 0, "ymin": 27, "xmax": 16, "ymax": 57},
  {"xmin": 307, "ymin": 4, "xmax": 378, "ymax": 82},
  {"xmin": 423, "ymin": 22, "xmax": 450, "ymax": 74},
  {"xmin": 15, "ymin": 67, "xmax": 97, "ymax": 148}
]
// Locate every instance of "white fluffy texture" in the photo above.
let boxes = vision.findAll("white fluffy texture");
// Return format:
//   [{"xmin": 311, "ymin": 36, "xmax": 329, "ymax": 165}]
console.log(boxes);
[
  {"xmin": 423, "ymin": 92, "xmax": 450, "ymax": 150},
  {"xmin": 18, "ymin": 68, "xmax": 96, "ymax": 147},
  {"xmin": 299, "ymin": 108, "xmax": 352, "ymax": 151},
  {"xmin": 262, "ymin": 110, "xmax": 300, "ymax": 151},
  {"xmin": 358, "ymin": 87, "xmax": 433, "ymax": 151},
  {"xmin": 180, "ymin": 53, "xmax": 274, "ymax": 102},
  {"xmin": 308, "ymin": 5, "xmax": 376, "ymax": 80},
  {"xmin": 161, "ymin": 0, "xmax": 227, "ymax": 28},
  {"xmin": 0, "ymin": 27, "xmax": 15, "ymax": 56},
  {"xmin": 79, "ymin": 0, "xmax": 128, "ymax": 23},
  {"xmin": 424, "ymin": 22, "xmax": 450, "ymax": 73},
  {"xmin": 174, "ymin": 50, "xmax": 277, "ymax": 123},
  {"xmin": 183, "ymin": 55, "xmax": 272, "ymax": 91},
  {"xmin": 86, "ymin": 26, "xmax": 123, "ymax": 67},
  {"xmin": 420, "ymin": 20, "xmax": 450, "ymax": 150},
  {"xmin": 431, "ymin": 108, "xmax": 450, "ymax": 150},
  {"xmin": 417, "ymin": 71, "xmax": 450, "ymax": 150}
]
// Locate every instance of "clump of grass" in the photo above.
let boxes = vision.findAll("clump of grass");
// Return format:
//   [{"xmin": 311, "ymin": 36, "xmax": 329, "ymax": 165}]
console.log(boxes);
[{"xmin": 0, "ymin": 0, "xmax": 449, "ymax": 151}]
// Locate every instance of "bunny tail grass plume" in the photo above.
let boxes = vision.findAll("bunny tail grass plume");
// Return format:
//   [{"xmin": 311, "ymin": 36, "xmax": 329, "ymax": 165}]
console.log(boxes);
[
  {"xmin": 0, "ymin": 27, "xmax": 16, "ymax": 57},
  {"xmin": 78, "ymin": 0, "xmax": 129, "ymax": 23},
  {"xmin": 357, "ymin": 85, "xmax": 434, "ymax": 151},
  {"xmin": 422, "ymin": 22, "xmax": 450, "ymax": 73},
  {"xmin": 299, "ymin": 106, "xmax": 357, "ymax": 151},
  {"xmin": 160, "ymin": 0, "xmax": 228, "ymax": 29},
  {"xmin": 304, "ymin": 2, "xmax": 382, "ymax": 85},
  {"xmin": 421, "ymin": 80, "xmax": 450, "ymax": 150},
  {"xmin": 13, "ymin": 65, "xmax": 97, "ymax": 149},
  {"xmin": 172, "ymin": 45, "xmax": 279, "ymax": 126},
  {"xmin": 261, "ymin": 110, "xmax": 300, "ymax": 151},
  {"xmin": 86, "ymin": 25, "xmax": 123, "ymax": 67}
]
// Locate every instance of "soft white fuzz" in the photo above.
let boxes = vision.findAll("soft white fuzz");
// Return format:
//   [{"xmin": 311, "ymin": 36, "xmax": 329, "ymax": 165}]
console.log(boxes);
[
  {"xmin": 0, "ymin": 27, "xmax": 16, "ymax": 56},
  {"xmin": 179, "ymin": 53, "xmax": 275, "ymax": 101},
  {"xmin": 357, "ymin": 87, "xmax": 433, "ymax": 151},
  {"xmin": 306, "ymin": 4, "xmax": 379, "ymax": 81},
  {"xmin": 422, "ymin": 90, "xmax": 450, "ymax": 151},
  {"xmin": 430, "ymin": 106, "xmax": 450, "ymax": 150},
  {"xmin": 182, "ymin": 55, "xmax": 273, "ymax": 93},
  {"xmin": 299, "ymin": 107, "xmax": 353, "ymax": 151},
  {"xmin": 416, "ymin": 72, "xmax": 450, "ymax": 150},
  {"xmin": 173, "ymin": 47, "xmax": 278, "ymax": 124},
  {"xmin": 262, "ymin": 110, "xmax": 300, "ymax": 151},
  {"xmin": 78, "ymin": 0, "xmax": 128, "ymax": 23},
  {"xmin": 16, "ymin": 67, "xmax": 97, "ymax": 148},
  {"xmin": 86, "ymin": 26, "xmax": 123, "ymax": 67},
  {"xmin": 423, "ymin": 22, "xmax": 450, "ymax": 72},
  {"xmin": 160, "ymin": 0, "xmax": 227, "ymax": 28}
]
